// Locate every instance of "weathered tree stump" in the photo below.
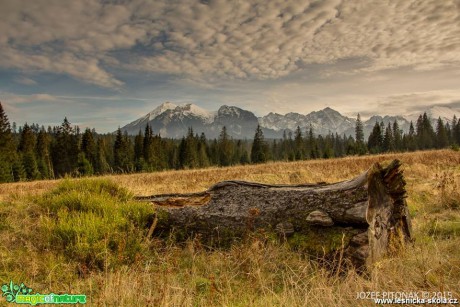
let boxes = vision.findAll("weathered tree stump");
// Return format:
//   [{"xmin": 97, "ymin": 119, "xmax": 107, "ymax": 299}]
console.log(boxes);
[{"xmin": 136, "ymin": 160, "xmax": 412, "ymax": 268}]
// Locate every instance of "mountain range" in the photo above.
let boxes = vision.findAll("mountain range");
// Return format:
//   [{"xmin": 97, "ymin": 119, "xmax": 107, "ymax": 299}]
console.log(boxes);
[{"xmin": 120, "ymin": 102, "xmax": 460, "ymax": 139}]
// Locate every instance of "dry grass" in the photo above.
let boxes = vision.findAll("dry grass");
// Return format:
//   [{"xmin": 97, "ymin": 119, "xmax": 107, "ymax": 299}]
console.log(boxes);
[{"xmin": 1, "ymin": 149, "xmax": 460, "ymax": 306}]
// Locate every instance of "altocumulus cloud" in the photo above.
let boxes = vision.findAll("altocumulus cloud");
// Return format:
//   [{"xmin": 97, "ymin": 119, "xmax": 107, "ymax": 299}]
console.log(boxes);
[{"xmin": 0, "ymin": 0, "xmax": 459, "ymax": 88}]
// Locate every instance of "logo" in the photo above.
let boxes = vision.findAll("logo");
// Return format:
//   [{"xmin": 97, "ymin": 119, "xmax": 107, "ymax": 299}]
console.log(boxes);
[{"xmin": 1, "ymin": 281, "xmax": 86, "ymax": 305}]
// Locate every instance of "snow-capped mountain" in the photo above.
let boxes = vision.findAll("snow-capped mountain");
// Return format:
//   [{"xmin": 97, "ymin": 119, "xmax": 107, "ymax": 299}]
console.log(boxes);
[
  {"xmin": 121, "ymin": 102, "xmax": 257, "ymax": 138},
  {"xmin": 120, "ymin": 102, "xmax": 457, "ymax": 139},
  {"xmin": 427, "ymin": 106, "xmax": 456, "ymax": 122},
  {"xmin": 259, "ymin": 107, "xmax": 356, "ymax": 137},
  {"xmin": 121, "ymin": 101, "xmax": 178, "ymax": 133},
  {"xmin": 406, "ymin": 106, "xmax": 460, "ymax": 124},
  {"xmin": 358, "ymin": 115, "xmax": 411, "ymax": 137},
  {"xmin": 259, "ymin": 108, "xmax": 355, "ymax": 134},
  {"xmin": 212, "ymin": 105, "xmax": 259, "ymax": 137}
]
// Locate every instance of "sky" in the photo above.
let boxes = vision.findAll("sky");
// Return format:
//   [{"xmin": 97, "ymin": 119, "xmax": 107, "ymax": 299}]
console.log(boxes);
[{"xmin": 1, "ymin": 0, "xmax": 460, "ymax": 132}]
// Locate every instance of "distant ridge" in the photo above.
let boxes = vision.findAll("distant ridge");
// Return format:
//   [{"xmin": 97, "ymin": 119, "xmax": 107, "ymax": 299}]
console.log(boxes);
[{"xmin": 120, "ymin": 102, "xmax": 460, "ymax": 139}]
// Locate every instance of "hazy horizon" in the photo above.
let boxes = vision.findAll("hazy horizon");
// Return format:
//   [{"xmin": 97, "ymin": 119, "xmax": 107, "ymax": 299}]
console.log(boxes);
[{"xmin": 1, "ymin": 0, "xmax": 460, "ymax": 132}]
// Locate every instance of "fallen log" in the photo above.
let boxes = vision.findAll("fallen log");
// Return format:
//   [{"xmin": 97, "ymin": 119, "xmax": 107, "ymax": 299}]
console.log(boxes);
[{"xmin": 136, "ymin": 159, "xmax": 412, "ymax": 268}]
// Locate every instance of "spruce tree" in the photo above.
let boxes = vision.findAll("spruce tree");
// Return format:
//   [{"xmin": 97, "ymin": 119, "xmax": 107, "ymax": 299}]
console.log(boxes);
[
  {"xmin": 143, "ymin": 124, "xmax": 154, "ymax": 168},
  {"xmin": 18, "ymin": 123, "xmax": 36, "ymax": 153},
  {"xmin": 113, "ymin": 128, "xmax": 133, "ymax": 173},
  {"xmin": 345, "ymin": 135, "xmax": 356, "ymax": 155},
  {"xmin": 95, "ymin": 138, "xmax": 111, "ymax": 174},
  {"xmin": 392, "ymin": 121, "xmax": 402, "ymax": 151},
  {"xmin": 240, "ymin": 150, "xmax": 250, "ymax": 165},
  {"xmin": 134, "ymin": 130, "xmax": 145, "ymax": 171},
  {"xmin": 18, "ymin": 124, "xmax": 39, "ymax": 180},
  {"xmin": 416, "ymin": 113, "xmax": 435, "ymax": 149},
  {"xmin": 435, "ymin": 117, "xmax": 448, "ymax": 149},
  {"xmin": 367, "ymin": 121, "xmax": 383, "ymax": 153},
  {"xmin": 0, "ymin": 102, "xmax": 17, "ymax": 182},
  {"xmin": 355, "ymin": 113, "xmax": 366, "ymax": 155},
  {"xmin": 177, "ymin": 128, "xmax": 199, "ymax": 169},
  {"xmin": 453, "ymin": 115, "xmax": 460, "ymax": 145},
  {"xmin": 218, "ymin": 126, "xmax": 232, "ymax": 166},
  {"xmin": 251, "ymin": 125, "xmax": 267, "ymax": 163},
  {"xmin": 178, "ymin": 137, "xmax": 187, "ymax": 168},
  {"xmin": 307, "ymin": 125, "xmax": 318, "ymax": 159},
  {"xmin": 185, "ymin": 128, "xmax": 199, "ymax": 168},
  {"xmin": 81, "ymin": 128, "xmax": 97, "ymax": 168},
  {"xmin": 334, "ymin": 133, "xmax": 345, "ymax": 157},
  {"xmin": 198, "ymin": 133, "xmax": 210, "ymax": 168},
  {"xmin": 294, "ymin": 126, "xmax": 304, "ymax": 160},
  {"xmin": 51, "ymin": 117, "xmax": 80, "ymax": 177},
  {"xmin": 36, "ymin": 128, "xmax": 53, "ymax": 179},
  {"xmin": 322, "ymin": 133, "xmax": 334, "ymax": 158},
  {"xmin": 383, "ymin": 123, "xmax": 394, "ymax": 152},
  {"xmin": 407, "ymin": 121, "xmax": 417, "ymax": 151}
]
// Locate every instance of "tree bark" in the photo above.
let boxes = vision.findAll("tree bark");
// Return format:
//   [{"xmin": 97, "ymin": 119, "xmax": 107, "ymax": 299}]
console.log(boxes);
[{"xmin": 136, "ymin": 159, "xmax": 412, "ymax": 268}]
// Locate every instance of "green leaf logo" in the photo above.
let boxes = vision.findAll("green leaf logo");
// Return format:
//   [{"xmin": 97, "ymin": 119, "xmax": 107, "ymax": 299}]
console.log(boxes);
[{"xmin": 1, "ymin": 281, "xmax": 33, "ymax": 303}]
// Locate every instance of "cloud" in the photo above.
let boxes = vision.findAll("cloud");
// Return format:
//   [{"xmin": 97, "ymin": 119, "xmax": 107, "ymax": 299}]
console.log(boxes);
[
  {"xmin": 374, "ymin": 90, "xmax": 460, "ymax": 114},
  {"xmin": 1, "ymin": 92, "xmax": 59, "ymax": 104},
  {"xmin": 0, "ymin": 0, "xmax": 459, "ymax": 89},
  {"xmin": 14, "ymin": 76, "xmax": 37, "ymax": 85}
]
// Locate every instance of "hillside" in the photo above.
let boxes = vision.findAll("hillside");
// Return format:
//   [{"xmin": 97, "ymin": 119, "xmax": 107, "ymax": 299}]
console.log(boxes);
[{"xmin": 0, "ymin": 150, "xmax": 459, "ymax": 306}]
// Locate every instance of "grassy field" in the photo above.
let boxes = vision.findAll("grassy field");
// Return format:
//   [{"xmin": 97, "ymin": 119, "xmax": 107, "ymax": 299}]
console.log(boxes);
[{"xmin": 0, "ymin": 149, "xmax": 459, "ymax": 306}]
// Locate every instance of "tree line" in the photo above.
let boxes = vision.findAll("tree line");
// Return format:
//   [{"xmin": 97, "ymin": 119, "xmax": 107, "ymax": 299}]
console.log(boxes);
[{"xmin": 1, "ymin": 102, "xmax": 459, "ymax": 183}]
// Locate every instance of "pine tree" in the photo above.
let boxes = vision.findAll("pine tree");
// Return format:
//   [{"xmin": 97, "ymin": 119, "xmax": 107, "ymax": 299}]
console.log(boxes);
[{"xmin": 251, "ymin": 125, "xmax": 267, "ymax": 163}]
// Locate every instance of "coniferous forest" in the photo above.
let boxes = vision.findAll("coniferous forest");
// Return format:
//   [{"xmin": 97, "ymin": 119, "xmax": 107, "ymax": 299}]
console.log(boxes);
[{"xmin": 0, "ymin": 101, "xmax": 459, "ymax": 183}]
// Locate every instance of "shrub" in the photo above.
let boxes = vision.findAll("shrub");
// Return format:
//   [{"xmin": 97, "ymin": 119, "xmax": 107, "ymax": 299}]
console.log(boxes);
[{"xmin": 38, "ymin": 179, "xmax": 155, "ymax": 271}]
